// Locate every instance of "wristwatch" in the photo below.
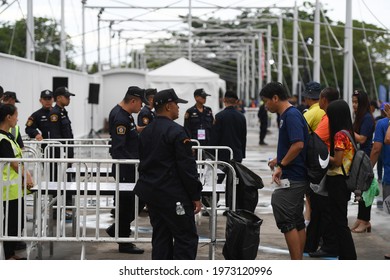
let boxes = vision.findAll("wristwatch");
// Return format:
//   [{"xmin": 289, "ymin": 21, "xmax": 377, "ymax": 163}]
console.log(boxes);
[{"xmin": 277, "ymin": 161, "xmax": 285, "ymax": 168}]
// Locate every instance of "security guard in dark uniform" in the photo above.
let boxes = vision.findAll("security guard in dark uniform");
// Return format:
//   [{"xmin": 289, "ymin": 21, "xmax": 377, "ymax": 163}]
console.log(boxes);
[
  {"xmin": 25, "ymin": 89, "xmax": 54, "ymax": 140},
  {"xmin": 210, "ymin": 90, "xmax": 247, "ymax": 211},
  {"xmin": 134, "ymin": 88, "xmax": 202, "ymax": 260},
  {"xmin": 184, "ymin": 88, "xmax": 214, "ymax": 146},
  {"xmin": 48, "ymin": 87, "xmax": 75, "ymax": 217},
  {"xmin": 137, "ymin": 88, "xmax": 156, "ymax": 126},
  {"xmin": 106, "ymin": 86, "xmax": 148, "ymax": 254}
]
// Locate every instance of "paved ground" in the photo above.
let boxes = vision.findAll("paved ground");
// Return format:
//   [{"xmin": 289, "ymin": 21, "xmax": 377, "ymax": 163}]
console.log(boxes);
[{"xmin": 18, "ymin": 120, "xmax": 390, "ymax": 260}]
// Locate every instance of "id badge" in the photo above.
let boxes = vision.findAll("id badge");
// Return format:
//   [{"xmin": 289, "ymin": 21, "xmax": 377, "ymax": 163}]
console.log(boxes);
[{"xmin": 197, "ymin": 129, "xmax": 206, "ymax": 140}]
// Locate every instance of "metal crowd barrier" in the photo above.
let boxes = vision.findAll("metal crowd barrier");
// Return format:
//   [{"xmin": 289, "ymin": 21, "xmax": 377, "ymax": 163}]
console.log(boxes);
[{"xmin": 0, "ymin": 157, "xmax": 236, "ymax": 260}]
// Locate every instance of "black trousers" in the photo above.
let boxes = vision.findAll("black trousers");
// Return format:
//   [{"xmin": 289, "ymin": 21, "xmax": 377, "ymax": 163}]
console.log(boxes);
[
  {"xmin": 305, "ymin": 191, "xmax": 338, "ymax": 254},
  {"xmin": 111, "ymin": 163, "xmax": 137, "ymax": 238},
  {"xmin": 326, "ymin": 175, "xmax": 357, "ymax": 260},
  {"xmin": 2, "ymin": 198, "xmax": 24, "ymax": 259},
  {"xmin": 148, "ymin": 204, "xmax": 198, "ymax": 260},
  {"xmin": 357, "ymin": 200, "xmax": 371, "ymax": 221}
]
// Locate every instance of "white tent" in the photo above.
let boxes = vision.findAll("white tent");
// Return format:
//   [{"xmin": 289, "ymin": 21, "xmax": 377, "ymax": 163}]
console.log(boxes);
[{"xmin": 146, "ymin": 57, "xmax": 222, "ymax": 125}]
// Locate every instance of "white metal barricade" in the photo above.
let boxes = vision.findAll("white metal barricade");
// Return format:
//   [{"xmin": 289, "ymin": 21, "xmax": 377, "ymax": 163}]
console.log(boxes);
[{"xmin": 0, "ymin": 157, "xmax": 236, "ymax": 260}]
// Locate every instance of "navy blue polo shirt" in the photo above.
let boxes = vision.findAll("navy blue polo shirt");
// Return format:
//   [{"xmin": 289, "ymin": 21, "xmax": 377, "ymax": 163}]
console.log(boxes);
[{"xmin": 277, "ymin": 106, "xmax": 308, "ymax": 181}]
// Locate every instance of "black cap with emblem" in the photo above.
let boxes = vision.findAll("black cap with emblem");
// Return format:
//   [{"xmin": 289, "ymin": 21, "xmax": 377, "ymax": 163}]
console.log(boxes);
[
  {"xmin": 126, "ymin": 86, "xmax": 149, "ymax": 105},
  {"xmin": 3, "ymin": 91, "xmax": 20, "ymax": 103},
  {"xmin": 54, "ymin": 87, "xmax": 75, "ymax": 98},
  {"xmin": 40, "ymin": 89, "xmax": 53, "ymax": 99},
  {"xmin": 154, "ymin": 88, "xmax": 188, "ymax": 106},
  {"xmin": 194, "ymin": 88, "xmax": 211, "ymax": 98}
]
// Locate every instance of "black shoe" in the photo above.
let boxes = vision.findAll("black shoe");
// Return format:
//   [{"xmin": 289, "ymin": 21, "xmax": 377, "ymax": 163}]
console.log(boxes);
[
  {"xmin": 222, "ymin": 210, "xmax": 228, "ymax": 216},
  {"xmin": 309, "ymin": 249, "xmax": 338, "ymax": 258},
  {"xmin": 65, "ymin": 211, "xmax": 72, "ymax": 220},
  {"xmin": 260, "ymin": 141, "xmax": 268, "ymax": 145},
  {"xmin": 110, "ymin": 208, "xmax": 115, "ymax": 217},
  {"xmin": 119, "ymin": 243, "xmax": 144, "ymax": 254},
  {"xmin": 15, "ymin": 241, "xmax": 26, "ymax": 251},
  {"xmin": 106, "ymin": 223, "xmax": 115, "ymax": 237}
]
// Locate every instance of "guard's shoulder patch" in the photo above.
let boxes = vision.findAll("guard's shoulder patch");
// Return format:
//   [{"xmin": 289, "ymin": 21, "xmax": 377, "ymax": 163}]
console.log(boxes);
[
  {"xmin": 184, "ymin": 112, "xmax": 189, "ymax": 119},
  {"xmin": 183, "ymin": 138, "xmax": 191, "ymax": 144},
  {"xmin": 50, "ymin": 114, "xmax": 58, "ymax": 122},
  {"xmin": 26, "ymin": 119, "xmax": 34, "ymax": 127},
  {"xmin": 142, "ymin": 117, "xmax": 149, "ymax": 125},
  {"xmin": 116, "ymin": 125, "xmax": 126, "ymax": 135}
]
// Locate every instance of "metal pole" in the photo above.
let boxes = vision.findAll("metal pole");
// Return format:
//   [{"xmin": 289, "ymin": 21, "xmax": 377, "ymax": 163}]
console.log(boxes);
[
  {"xmin": 277, "ymin": 16, "xmax": 283, "ymax": 83},
  {"xmin": 343, "ymin": 0, "xmax": 353, "ymax": 110},
  {"xmin": 97, "ymin": 8, "xmax": 103, "ymax": 72},
  {"xmin": 266, "ymin": 25, "xmax": 272, "ymax": 83},
  {"xmin": 251, "ymin": 38, "xmax": 256, "ymax": 99},
  {"xmin": 26, "ymin": 0, "xmax": 34, "ymax": 60},
  {"xmin": 245, "ymin": 44, "xmax": 250, "ymax": 106},
  {"xmin": 313, "ymin": 0, "xmax": 321, "ymax": 82},
  {"xmin": 60, "ymin": 0, "xmax": 66, "ymax": 68},
  {"xmin": 81, "ymin": 0, "xmax": 87, "ymax": 72},
  {"xmin": 292, "ymin": 2, "xmax": 298, "ymax": 96},
  {"xmin": 118, "ymin": 30, "xmax": 121, "ymax": 67},
  {"xmin": 258, "ymin": 33, "xmax": 263, "ymax": 93},
  {"xmin": 109, "ymin": 21, "xmax": 113, "ymax": 68},
  {"xmin": 237, "ymin": 53, "xmax": 241, "ymax": 96},
  {"xmin": 188, "ymin": 0, "xmax": 192, "ymax": 61},
  {"xmin": 125, "ymin": 39, "xmax": 129, "ymax": 68},
  {"xmin": 241, "ymin": 49, "xmax": 245, "ymax": 97}
]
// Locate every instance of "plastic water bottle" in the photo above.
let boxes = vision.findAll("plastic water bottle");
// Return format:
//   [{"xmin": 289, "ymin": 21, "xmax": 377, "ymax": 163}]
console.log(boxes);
[{"xmin": 176, "ymin": 202, "xmax": 185, "ymax": 215}]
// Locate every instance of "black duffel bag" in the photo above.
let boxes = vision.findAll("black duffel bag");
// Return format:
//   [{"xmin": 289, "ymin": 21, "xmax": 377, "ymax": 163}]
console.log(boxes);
[{"xmin": 222, "ymin": 209, "xmax": 263, "ymax": 260}]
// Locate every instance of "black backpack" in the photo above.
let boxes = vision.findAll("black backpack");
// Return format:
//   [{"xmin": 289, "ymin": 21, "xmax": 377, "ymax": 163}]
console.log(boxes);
[
  {"xmin": 341, "ymin": 130, "xmax": 374, "ymax": 192},
  {"xmin": 305, "ymin": 120, "xmax": 330, "ymax": 184}
]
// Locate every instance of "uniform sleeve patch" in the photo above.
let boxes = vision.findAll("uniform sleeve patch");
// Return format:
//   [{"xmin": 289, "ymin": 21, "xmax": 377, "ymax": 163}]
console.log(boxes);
[
  {"xmin": 185, "ymin": 112, "xmax": 189, "ymax": 119},
  {"xmin": 142, "ymin": 117, "xmax": 149, "ymax": 125},
  {"xmin": 116, "ymin": 125, "xmax": 126, "ymax": 135},
  {"xmin": 183, "ymin": 138, "xmax": 191, "ymax": 144},
  {"xmin": 50, "ymin": 114, "xmax": 58, "ymax": 122},
  {"xmin": 26, "ymin": 119, "xmax": 34, "ymax": 126}
]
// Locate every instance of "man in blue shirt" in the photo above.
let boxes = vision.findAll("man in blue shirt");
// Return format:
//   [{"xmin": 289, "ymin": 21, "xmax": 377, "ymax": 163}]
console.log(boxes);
[
  {"xmin": 260, "ymin": 82, "xmax": 309, "ymax": 260},
  {"xmin": 370, "ymin": 102, "xmax": 390, "ymax": 259}
]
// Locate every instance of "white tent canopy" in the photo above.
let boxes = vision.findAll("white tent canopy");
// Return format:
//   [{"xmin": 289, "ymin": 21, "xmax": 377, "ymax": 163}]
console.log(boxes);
[{"xmin": 146, "ymin": 57, "xmax": 223, "ymax": 125}]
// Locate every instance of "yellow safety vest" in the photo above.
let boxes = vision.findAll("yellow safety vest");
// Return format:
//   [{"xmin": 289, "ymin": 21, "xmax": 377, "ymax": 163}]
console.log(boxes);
[
  {"xmin": 9, "ymin": 125, "xmax": 20, "ymax": 140},
  {"xmin": 0, "ymin": 133, "xmax": 23, "ymax": 201}
]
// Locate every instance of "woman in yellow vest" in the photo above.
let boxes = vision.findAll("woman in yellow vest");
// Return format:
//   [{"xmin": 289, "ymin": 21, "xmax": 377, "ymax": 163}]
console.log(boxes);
[{"xmin": 0, "ymin": 104, "xmax": 33, "ymax": 260}]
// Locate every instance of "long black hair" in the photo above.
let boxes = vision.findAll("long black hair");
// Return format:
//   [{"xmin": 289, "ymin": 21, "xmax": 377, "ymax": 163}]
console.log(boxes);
[
  {"xmin": 352, "ymin": 89, "xmax": 373, "ymax": 133},
  {"xmin": 327, "ymin": 99, "xmax": 354, "ymax": 156},
  {"xmin": 0, "ymin": 103, "xmax": 17, "ymax": 123}
]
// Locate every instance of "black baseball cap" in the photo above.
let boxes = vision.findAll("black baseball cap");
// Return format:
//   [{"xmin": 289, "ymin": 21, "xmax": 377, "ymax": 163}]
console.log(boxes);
[
  {"xmin": 40, "ymin": 89, "xmax": 53, "ymax": 99},
  {"xmin": 126, "ymin": 86, "xmax": 149, "ymax": 105},
  {"xmin": 54, "ymin": 87, "xmax": 75, "ymax": 98},
  {"xmin": 302, "ymin": 81, "xmax": 321, "ymax": 99},
  {"xmin": 145, "ymin": 88, "xmax": 157, "ymax": 98},
  {"xmin": 194, "ymin": 88, "xmax": 211, "ymax": 98},
  {"xmin": 3, "ymin": 91, "xmax": 20, "ymax": 103},
  {"xmin": 224, "ymin": 90, "xmax": 238, "ymax": 100},
  {"xmin": 154, "ymin": 88, "xmax": 188, "ymax": 106}
]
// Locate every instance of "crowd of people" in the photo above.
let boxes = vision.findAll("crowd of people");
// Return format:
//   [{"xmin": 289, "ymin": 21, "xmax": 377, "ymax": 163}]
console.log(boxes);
[{"xmin": 1, "ymin": 81, "xmax": 389, "ymax": 260}]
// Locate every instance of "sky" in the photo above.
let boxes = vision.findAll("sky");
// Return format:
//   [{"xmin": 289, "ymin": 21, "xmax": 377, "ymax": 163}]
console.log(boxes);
[{"xmin": 1, "ymin": 0, "xmax": 389, "ymax": 67}]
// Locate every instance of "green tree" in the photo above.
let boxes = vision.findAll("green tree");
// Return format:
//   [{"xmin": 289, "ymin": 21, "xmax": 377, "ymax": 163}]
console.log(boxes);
[{"xmin": 0, "ymin": 17, "xmax": 77, "ymax": 69}]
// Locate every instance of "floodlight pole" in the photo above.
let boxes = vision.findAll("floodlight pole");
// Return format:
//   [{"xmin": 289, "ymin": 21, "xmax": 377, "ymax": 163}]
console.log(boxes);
[
  {"xmin": 313, "ymin": 0, "xmax": 321, "ymax": 82},
  {"xmin": 343, "ymin": 0, "xmax": 353, "ymax": 110},
  {"xmin": 188, "ymin": 0, "xmax": 192, "ymax": 61},
  {"xmin": 26, "ymin": 0, "xmax": 35, "ymax": 60},
  {"xmin": 266, "ymin": 25, "xmax": 272, "ymax": 83},
  {"xmin": 60, "ymin": 0, "xmax": 66, "ymax": 68},
  {"xmin": 292, "ymin": 2, "xmax": 298, "ymax": 96},
  {"xmin": 81, "ymin": 0, "xmax": 87, "ymax": 72}
]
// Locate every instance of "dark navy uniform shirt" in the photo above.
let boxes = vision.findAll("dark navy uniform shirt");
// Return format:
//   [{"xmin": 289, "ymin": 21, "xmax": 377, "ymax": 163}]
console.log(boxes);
[
  {"xmin": 210, "ymin": 106, "xmax": 247, "ymax": 162},
  {"xmin": 109, "ymin": 104, "xmax": 139, "ymax": 160},
  {"xmin": 25, "ymin": 107, "xmax": 51, "ymax": 138},
  {"xmin": 137, "ymin": 105, "xmax": 155, "ymax": 126},
  {"xmin": 134, "ymin": 116, "xmax": 202, "ymax": 208},
  {"xmin": 48, "ymin": 104, "xmax": 74, "ymax": 139},
  {"xmin": 184, "ymin": 105, "xmax": 214, "ymax": 145}
]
